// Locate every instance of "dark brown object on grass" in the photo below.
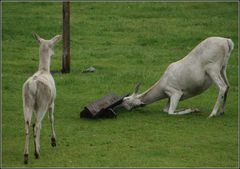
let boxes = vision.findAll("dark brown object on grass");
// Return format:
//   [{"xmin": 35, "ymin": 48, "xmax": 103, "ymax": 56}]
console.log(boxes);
[{"xmin": 80, "ymin": 93, "xmax": 128, "ymax": 119}]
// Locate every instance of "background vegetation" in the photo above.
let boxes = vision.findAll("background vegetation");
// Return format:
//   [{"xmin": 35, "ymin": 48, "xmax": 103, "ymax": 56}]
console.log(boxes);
[{"xmin": 2, "ymin": 2, "xmax": 238, "ymax": 167}]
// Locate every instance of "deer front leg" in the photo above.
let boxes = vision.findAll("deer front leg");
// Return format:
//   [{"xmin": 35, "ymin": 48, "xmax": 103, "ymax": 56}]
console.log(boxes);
[
  {"xmin": 167, "ymin": 89, "xmax": 199, "ymax": 115},
  {"xmin": 163, "ymin": 97, "xmax": 198, "ymax": 114},
  {"xmin": 173, "ymin": 108, "xmax": 200, "ymax": 115},
  {"xmin": 167, "ymin": 89, "xmax": 182, "ymax": 115},
  {"xmin": 163, "ymin": 98, "xmax": 170, "ymax": 113}
]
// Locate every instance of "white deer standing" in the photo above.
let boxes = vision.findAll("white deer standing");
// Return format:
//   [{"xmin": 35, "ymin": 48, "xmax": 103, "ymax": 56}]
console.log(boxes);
[
  {"xmin": 22, "ymin": 33, "xmax": 62, "ymax": 164},
  {"xmin": 122, "ymin": 37, "xmax": 234, "ymax": 118}
]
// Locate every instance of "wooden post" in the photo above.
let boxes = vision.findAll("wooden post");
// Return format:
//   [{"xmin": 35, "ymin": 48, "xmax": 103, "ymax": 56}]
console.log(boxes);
[{"xmin": 62, "ymin": 0, "xmax": 70, "ymax": 73}]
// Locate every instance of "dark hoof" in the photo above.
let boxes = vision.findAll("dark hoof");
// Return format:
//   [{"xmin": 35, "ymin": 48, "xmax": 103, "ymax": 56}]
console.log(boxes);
[
  {"xmin": 220, "ymin": 111, "xmax": 225, "ymax": 115},
  {"xmin": 24, "ymin": 154, "xmax": 28, "ymax": 164},
  {"xmin": 191, "ymin": 108, "xmax": 200, "ymax": 113},
  {"xmin": 51, "ymin": 137, "xmax": 56, "ymax": 147},
  {"xmin": 35, "ymin": 152, "xmax": 40, "ymax": 159}
]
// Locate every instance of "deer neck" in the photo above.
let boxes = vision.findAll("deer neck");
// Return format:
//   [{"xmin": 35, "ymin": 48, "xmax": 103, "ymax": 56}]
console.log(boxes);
[
  {"xmin": 38, "ymin": 49, "xmax": 51, "ymax": 72},
  {"xmin": 138, "ymin": 80, "xmax": 167, "ymax": 104}
]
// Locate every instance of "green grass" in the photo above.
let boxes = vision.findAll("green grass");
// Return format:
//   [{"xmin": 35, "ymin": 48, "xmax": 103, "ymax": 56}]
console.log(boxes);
[{"xmin": 2, "ymin": 2, "xmax": 238, "ymax": 168}]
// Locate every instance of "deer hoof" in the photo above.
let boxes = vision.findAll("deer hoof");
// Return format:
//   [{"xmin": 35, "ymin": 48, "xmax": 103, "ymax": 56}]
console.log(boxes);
[
  {"xmin": 51, "ymin": 137, "xmax": 56, "ymax": 147},
  {"xmin": 208, "ymin": 114, "xmax": 216, "ymax": 119},
  {"xmin": 219, "ymin": 111, "xmax": 225, "ymax": 115},
  {"xmin": 24, "ymin": 154, "xmax": 28, "ymax": 164},
  {"xmin": 35, "ymin": 152, "xmax": 40, "ymax": 159},
  {"xmin": 192, "ymin": 108, "xmax": 200, "ymax": 112}
]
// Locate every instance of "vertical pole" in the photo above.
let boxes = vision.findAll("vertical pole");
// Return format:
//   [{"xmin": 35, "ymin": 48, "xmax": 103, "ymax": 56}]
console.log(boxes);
[{"xmin": 62, "ymin": 0, "xmax": 70, "ymax": 73}]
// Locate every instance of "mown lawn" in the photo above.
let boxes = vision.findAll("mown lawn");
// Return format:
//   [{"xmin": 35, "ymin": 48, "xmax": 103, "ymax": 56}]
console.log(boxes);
[{"xmin": 2, "ymin": 2, "xmax": 238, "ymax": 168}]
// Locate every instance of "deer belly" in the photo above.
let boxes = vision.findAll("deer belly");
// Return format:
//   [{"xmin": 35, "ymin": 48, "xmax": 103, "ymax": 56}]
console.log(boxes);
[{"xmin": 180, "ymin": 74, "xmax": 212, "ymax": 100}]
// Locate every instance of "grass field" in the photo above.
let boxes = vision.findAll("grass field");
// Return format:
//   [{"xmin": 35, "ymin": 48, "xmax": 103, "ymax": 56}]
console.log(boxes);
[{"xmin": 2, "ymin": 2, "xmax": 238, "ymax": 168}]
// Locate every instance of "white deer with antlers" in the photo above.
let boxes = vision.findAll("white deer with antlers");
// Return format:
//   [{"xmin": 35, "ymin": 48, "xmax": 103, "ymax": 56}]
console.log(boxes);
[
  {"xmin": 22, "ymin": 32, "xmax": 62, "ymax": 164},
  {"xmin": 122, "ymin": 37, "xmax": 234, "ymax": 118}
]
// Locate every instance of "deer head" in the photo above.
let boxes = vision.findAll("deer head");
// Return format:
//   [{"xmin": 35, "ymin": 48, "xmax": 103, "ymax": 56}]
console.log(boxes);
[
  {"xmin": 122, "ymin": 83, "xmax": 145, "ymax": 110},
  {"xmin": 32, "ymin": 32, "xmax": 62, "ymax": 71},
  {"xmin": 32, "ymin": 32, "xmax": 62, "ymax": 58}
]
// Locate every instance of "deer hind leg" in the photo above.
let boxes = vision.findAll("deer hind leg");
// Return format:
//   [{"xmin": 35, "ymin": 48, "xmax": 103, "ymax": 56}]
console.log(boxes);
[
  {"xmin": 219, "ymin": 66, "xmax": 230, "ymax": 115},
  {"xmin": 33, "ymin": 105, "xmax": 48, "ymax": 159},
  {"xmin": 48, "ymin": 103, "xmax": 56, "ymax": 147},
  {"xmin": 23, "ymin": 107, "xmax": 33, "ymax": 164},
  {"xmin": 208, "ymin": 70, "xmax": 228, "ymax": 118},
  {"xmin": 23, "ymin": 87, "xmax": 35, "ymax": 164}
]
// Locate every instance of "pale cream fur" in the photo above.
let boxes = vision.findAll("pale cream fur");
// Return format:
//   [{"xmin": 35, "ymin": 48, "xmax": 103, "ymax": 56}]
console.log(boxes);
[
  {"xmin": 122, "ymin": 37, "xmax": 234, "ymax": 118},
  {"xmin": 23, "ymin": 32, "xmax": 62, "ymax": 164}
]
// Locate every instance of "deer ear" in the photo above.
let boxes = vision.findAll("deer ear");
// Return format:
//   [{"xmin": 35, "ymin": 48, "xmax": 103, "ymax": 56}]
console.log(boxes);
[
  {"xmin": 49, "ymin": 35, "xmax": 62, "ymax": 46},
  {"xmin": 32, "ymin": 32, "xmax": 42, "ymax": 44},
  {"xmin": 134, "ymin": 82, "xmax": 141, "ymax": 94}
]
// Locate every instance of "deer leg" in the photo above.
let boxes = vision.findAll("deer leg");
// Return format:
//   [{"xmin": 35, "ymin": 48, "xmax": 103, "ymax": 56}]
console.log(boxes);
[
  {"xmin": 33, "ymin": 121, "xmax": 41, "ymax": 159},
  {"xmin": 167, "ymin": 89, "xmax": 199, "ymax": 115},
  {"xmin": 220, "ymin": 66, "xmax": 230, "ymax": 87},
  {"xmin": 163, "ymin": 98, "xmax": 170, "ymax": 113},
  {"xmin": 174, "ymin": 108, "xmax": 200, "ymax": 115},
  {"xmin": 219, "ymin": 66, "xmax": 230, "ymax": 115},
  {"xmin": 48, "ymin": 103, "xmax": 56, "ymax": 147},
  {"xmin": 208, "ymin": 71, "xmax": 228, "ymax": 118},
  {"xmin": 167, "ymin": 90, "xmax": 182, "ymax": 115},
  {"xmin": 33, "ymin": 108, "xmax": 47, "ymax": 159},
  {"xmin": 163, "ymin": 97, "xmax": 199, "ymax": 114},
  {"xmin": 23, "ymin": 107, "xmax": 32, "ymax": 164}
]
